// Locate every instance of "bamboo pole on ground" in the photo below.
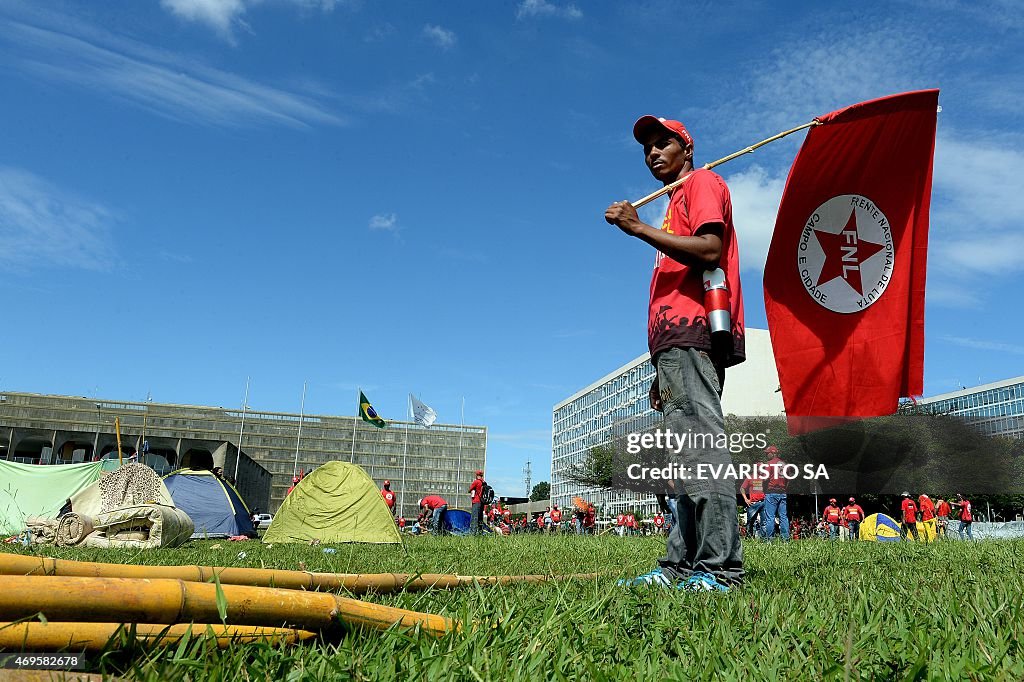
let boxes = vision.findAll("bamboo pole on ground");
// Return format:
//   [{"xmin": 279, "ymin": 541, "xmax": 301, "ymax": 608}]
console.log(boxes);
[
  {"xmin": 0, "ymin": 555, "xmax": 598, "ymax": 594},
  {"xmin": 0, "ymin": 576, "xmax": 456, "ymax": 637},
  {"xmin": 0, "ymin": 622, "xmax": 316, "ymax": 652}
]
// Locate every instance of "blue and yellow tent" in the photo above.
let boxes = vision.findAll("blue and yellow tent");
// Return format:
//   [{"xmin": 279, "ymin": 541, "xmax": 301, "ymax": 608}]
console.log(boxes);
[
  {"xmin": 860, "ymin": 513, "xmax": 901, "ymax": 541},
  {"xmin": 164, "ymin": 469, "xmax": 255, "ymax": 539}
]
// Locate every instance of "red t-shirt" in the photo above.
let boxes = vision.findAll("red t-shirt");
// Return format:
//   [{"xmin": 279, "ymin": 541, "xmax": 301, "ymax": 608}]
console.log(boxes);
[
  {"xmin": 536, "ymin": 515, "xmax": 544, "ymax": 528},
  {"xmin": 503, "ymin": 509, "xmax": 512, "ymax": 522},
  {"xmin": 397, "ymin": 517, "xmax": 406, "ymax": 528},
  {"xmin": 763, "ymin": 457, "xmax": 788, "ymax": 492},
  {"xmin": 824, "ymin": 505, "xmax": 841, "ymax": 523},
  {"xmin": 648, "ymin": 169, "xmax": 745, "ymax": 366},
  {"xmin": 653, "ymin": 514, "xmax": 664, "ymax": 528},
  {"xmin": 627, "ymin": 514, "xmax": 636, "ymax": 529},
  {"xmin": 469, "ymin": 479, "xmax": 483, "ymax": 504},
  {"xmin": 937, "ymin": 501, "xmax": 951, "ymax": 517},
  {"xmin": 901, "ymin": 499, "xmax": 917, "ymax": 524},
  {"xmin": 551, "ymin": 509, "xmax": 562, "ymax": 523},
  {"xmin": 381, "ymin": 489, "xmax": 395, "ymax": 509},
  {"xmin": 918, "ymin": 496, "xmax": 935, "ymax": 521},
  {"xmin": 740, "ymin": 477, "xmax": 765, "ymax": 502},
  {"xmin": 843, "ymin": 505, "xmax": 864, "ymax": 521},
  {"xmin": 958, "ymin": 500, "xmax": 972, "ymax": 522},
  {"xmin": 421, "ymin": 495, "xmax": 447, "ymax": 510},
  {"xmin": 616, "ymin": 514, "xmax": 626, "ymax": 526}
]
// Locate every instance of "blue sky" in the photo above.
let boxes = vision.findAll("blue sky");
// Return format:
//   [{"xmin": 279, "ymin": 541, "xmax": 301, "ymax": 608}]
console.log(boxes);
[{"xmin": 2, "ymin": 0, "xmax": 1022, "ymax": 498}]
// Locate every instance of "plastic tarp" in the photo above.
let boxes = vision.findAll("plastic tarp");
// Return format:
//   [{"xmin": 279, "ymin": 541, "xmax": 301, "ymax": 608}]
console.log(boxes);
[
  {"xmin": 443, "ymin": 509, "xmax": 472, "ymax": 534},
  {"xmin": 0, "ymin": 460, "xmax": 102, "ymax": 535},
  {"xmin": 967, "ymin": 521, "xmax": 1024, "ymax": 540},
  {"xmin": 859, "ymin": 513, "xmax": 901, "ymax": 542},
  {"xmin": 163, "ymin": 469, "xmax": 254, "ymax": 539},
  {"xmin": 262, "ymin": 461, "xmax": 401, "ymax": 545}
]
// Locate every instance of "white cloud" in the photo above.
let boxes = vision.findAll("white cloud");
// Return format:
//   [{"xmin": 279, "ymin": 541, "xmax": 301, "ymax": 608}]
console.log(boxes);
[
  {"xmin": 516, "ymin": 0, "xmax": 583, "ymax": 20},
  {"xmin": 161, "ymin": 0, "xmax": 247, "ymax": 37},
  {"xmin": 939, "ymin": 336, "xmax": 1024, "ymax": 356},
  {"xmin": 0, "ymin": 166, "xmax": 116, "ymax": 270},
  {"xmin": 422, "ymin": 24, "xmax": 456, "ymax": 50},
  {"xmin": 369, "ymin": 213, "xmax": 398, "ymax": 231},
  {"xmin": 1, "ymin": 17, "xmax": 342, "ymax": 129},
  {"xmin": 160, "ymin": 0, "xmax": 342, "ymax": 39},
  {"xmin": 722, "ymin": 165, "xmax": 787, "ymax": 275}
]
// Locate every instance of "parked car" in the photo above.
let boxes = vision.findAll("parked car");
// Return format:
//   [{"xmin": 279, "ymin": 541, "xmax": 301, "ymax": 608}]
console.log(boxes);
[{"xmin": 254, "ymin": 513, "xmax": 273, "ymax": 530}]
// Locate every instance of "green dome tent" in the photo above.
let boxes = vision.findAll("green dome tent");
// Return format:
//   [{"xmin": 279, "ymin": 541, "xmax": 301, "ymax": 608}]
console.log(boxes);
[{"xmin": 262, "ymin": 461, "xmax": 402, "ymax": 545}]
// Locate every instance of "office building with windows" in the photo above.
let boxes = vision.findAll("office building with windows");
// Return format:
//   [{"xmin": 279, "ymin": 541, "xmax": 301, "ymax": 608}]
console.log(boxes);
[
  {"xmin": 551, "ymin": 328, "xmax": 784, "ymax": 516},
  {"xmin": 917, "ymin": 376, "xmax": 1024, "ymax": 439}
]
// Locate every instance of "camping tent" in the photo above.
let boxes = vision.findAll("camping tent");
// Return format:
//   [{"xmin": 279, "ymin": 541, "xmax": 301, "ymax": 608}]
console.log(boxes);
[
  {"xmin": 0, "ymin": 460, "xmax": 102, "ymax": 535},
  {"xmin": 262, "ymin": 461, "xmax": 401, "ymax": 544},
  {"xmin": 163, "ymin": 469, "xmax": 255, "ymax": 539},
  {"xmin": 859, "ymin": 513, "xmax": 902, "ymax": 542}
]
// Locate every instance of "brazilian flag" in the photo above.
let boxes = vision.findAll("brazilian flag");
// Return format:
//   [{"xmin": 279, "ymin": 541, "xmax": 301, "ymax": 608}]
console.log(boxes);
[{"xmin": 359, "ymin": 391, "xmax": 387, "ymax": 428}]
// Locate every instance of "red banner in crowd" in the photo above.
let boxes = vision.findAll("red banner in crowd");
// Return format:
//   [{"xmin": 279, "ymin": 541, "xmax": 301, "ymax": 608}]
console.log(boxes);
[{"xmin": 763, "ymin": 90, "xmax": 938, "ymax": 433}]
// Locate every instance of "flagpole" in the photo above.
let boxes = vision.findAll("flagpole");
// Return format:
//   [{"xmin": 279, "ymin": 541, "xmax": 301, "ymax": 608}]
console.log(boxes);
[
  {"xmin": 630, "ymin": 120, "xmax": 822, "ymax": 209},
  {"xmin": 350, "ymin": 388, "xmax": 358, "ymax": 463},
  {"xmin": 233, "ymin": 377, "xmax": 249, "ymax": 483},
  {"xmin": 400, "ymin": 394, "xmax": 409, "ymax": 514},
  {"xmin": 292, "ymin": 381, "xmax": 306, "ymax": 477},
  {"xmin": 457, "ymin": 397, "xmax": 464, "ymax": 506}
]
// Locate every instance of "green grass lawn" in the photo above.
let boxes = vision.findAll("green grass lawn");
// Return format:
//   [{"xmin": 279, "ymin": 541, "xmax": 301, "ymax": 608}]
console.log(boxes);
[{"xmin": 3, "ymin": 536, "xmax": 1024, "ymax": 681}]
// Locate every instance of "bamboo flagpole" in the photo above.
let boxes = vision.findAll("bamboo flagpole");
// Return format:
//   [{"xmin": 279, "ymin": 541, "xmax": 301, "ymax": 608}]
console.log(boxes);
[{"xmin": 629, "ymin": 119, "xmax": 821, "ymax": 209}]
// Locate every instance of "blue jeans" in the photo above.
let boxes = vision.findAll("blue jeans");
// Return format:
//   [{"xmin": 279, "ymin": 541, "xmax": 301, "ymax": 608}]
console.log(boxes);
[
  {"xmin": 958, "ymin": 521, "xmax": 973, "ymax": 540},
  {"xmin": 470, "ymin": 502, "xmax": 483, "ymax": 534},
  {"xmin": 828, "ymin": 522, "xmax": 839, "ymax": 539},
  {"xmin": 762, "ymin": 493, "xmax": 789, "ymax": 540},
  {"xmin": 655, "ymin": 347, "xmax": 744, "ymax": 586},
  {"xmin": 848, "ymin": 520, "xmax": 861, "ymax": 540},
  {"xmin": 431, "ymin": 505, "xmax": 447, "ymax": 534},
  {"xmin": 746, "ymin": 501, "xmax": 764, "ymax": 539}
]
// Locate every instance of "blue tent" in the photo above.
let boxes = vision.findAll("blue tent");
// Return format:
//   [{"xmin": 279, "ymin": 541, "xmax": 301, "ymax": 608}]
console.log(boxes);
[{"xmin": 163, "ymin": 469, "xmax": 255, "ymax": 539}]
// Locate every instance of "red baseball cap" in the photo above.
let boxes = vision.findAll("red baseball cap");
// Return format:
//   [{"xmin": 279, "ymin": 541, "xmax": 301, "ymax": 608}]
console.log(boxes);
[
  {"xmin": 475, "ymin": 469, "xmax": 483, "ymax": 476},
  {"xmin": 383, "ymin": 480, "xmax": 390, "ymax": 486},
  {"xmin": 764, "ymin": 445, "xmax": 779, "ymax": 455},
  {"xmin": 633, "ymin": 116, "xmax": 694, "ymax": 147}
]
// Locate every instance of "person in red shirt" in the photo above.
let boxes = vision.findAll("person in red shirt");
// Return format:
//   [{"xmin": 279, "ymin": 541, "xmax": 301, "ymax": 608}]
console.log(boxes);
[
  {"xmin": 535, "ymin": 513, "xmax": 544, "ymax": 532},
  {"xmin": 626, "ymin": 513, "xmax": 637, "ymax": 537},
  {"xmin": 954, "ymin": 494, "xmax": 974, "ymax": 540},
  {"xmin": 380, "ymin": 480, "xmax": 396, "ymax": 516},
  {"xmin": 606, "ymin": 115, "xmax": 744, "ymax": 591},
  {"xmin": 762, "ymin": 447, "xmax": 790, "ymax": 541},
  {"xmin": 918, "ymin": 494, "xmax": 936, "ymax": 542},
  {"xmin": 823, "ymin": 498, "xmax": 842, "ymax": 540},
  {"xmin": 418, "ymin": 495, "xmax": 448, "ymax": 535},
  {"xmin": 653, "ymin": 512, "xmax": 665, "ymax": 535},
  {"xmin": 502, "ymin": 506, "xmax": 512, "ymax": 527},
  {"xmin": 550, "ymin": 506, "xmax": 562, "ymax": 534},
  {"xmin": 397, "ymin": 515, "xmax": 406, "ymax": 531},
  {"xmin": 740, "ymin": 469, "xmax": 766, "ymax": 540},
  {"xmin": 468, "ymin": 470, "xmax": 484, "ymax": 535},
  {"xmin": 584, "ymin": 505, "xmax": 596, "ymax": 535},
  {"xmin": 616, "ymin": 513, "xmax": 626, "ymax": 537},
  {"xmin": 900, "ymin": 492, "xmax": 920, "ymax": 541},
  {"xmin": 936, "ymin": 498, "xmax": 952, "ymax": 538},
  {"xmin": 843, "ymin": 497, "xmax": 865, "ymax": 541}
]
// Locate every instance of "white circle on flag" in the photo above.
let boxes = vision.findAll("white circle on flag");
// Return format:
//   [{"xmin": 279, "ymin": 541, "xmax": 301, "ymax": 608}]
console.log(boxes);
[{"xmin": 796, "ymin": 194, "xmax": 895, "ymax": 314}]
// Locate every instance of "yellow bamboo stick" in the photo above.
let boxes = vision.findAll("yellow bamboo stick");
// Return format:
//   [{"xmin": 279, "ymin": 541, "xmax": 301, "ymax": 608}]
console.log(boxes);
[
  {"xmin": 0, "ymin": 622, "xmax": 316, "ymax": 652},
  {"xmin": 0, "ymin": 554, "xmax": 598, "ymax": 594},
  {"xmin": 0, "ymin": 576, "xmax": 456, "ymax": 637}
]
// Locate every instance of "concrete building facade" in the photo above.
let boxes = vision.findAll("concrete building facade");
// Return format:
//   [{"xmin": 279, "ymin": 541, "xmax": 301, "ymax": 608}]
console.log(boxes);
[
  {"xmin": 0, "ymin": 391, "xmax": 486, "ymax": 518},
  {"xmin": 551, "ymin": 328, "xmax": 784, "ymax": 517},
  {"xmin": 917, "ymin": 376, "xmax": 1024, "ymax": 438}
]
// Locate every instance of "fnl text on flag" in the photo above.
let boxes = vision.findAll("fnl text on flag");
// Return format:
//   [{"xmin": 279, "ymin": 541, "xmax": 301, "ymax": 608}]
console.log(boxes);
[
  {"xmin": 410, "ymin": 394, "xmax": 437, "ymax": 428},
  {"xmin": 763, "ymin": 89, "xmax": 937, "ymax": 432},
  {"xmin": 359, "ymin": 391, "xmax": 387, "ymax": 428}
]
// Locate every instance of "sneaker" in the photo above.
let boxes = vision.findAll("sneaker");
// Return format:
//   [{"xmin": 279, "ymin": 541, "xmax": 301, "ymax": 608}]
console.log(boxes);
[
  {"xmin": 682, "ymin": 572, "xmax": 730, "ymax": 592},
  {"xmin": 617, "ymin": 567, "xmax": 673, "ymax": 587}
]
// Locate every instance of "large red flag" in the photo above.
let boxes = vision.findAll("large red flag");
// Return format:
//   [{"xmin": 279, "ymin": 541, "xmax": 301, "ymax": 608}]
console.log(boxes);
[{"xmin": 763, "ymin": 90, "xmax": 937, "ymax": 433}]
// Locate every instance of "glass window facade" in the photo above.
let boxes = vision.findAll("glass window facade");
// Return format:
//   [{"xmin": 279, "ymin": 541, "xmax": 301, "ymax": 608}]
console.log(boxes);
[{"xmin": 917, "ymin": 378, "xmax": 1024, "ymax": 439}]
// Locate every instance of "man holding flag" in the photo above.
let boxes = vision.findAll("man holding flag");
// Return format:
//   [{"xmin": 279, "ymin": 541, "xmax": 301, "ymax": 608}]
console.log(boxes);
[{"xmin": 605, "ymin": 115, "xmax": 745, "ymax": 591}]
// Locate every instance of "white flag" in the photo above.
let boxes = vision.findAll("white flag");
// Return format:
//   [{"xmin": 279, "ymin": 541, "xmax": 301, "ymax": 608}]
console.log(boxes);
[{"xmin": 410, "ymin": 394, "xmax": 437, "ymax": 427}]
